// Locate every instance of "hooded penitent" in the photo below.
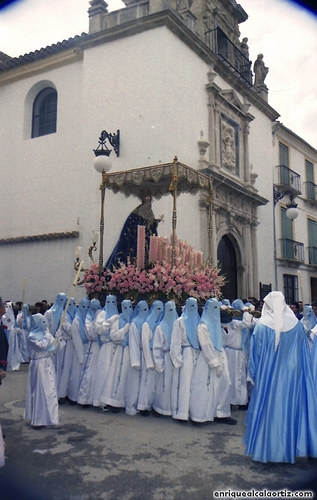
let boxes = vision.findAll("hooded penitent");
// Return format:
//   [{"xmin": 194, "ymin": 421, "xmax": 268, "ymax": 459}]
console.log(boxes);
[
  {"xmin": 76, "ymin": 297, "xmax": 90, "ymax": 343},
  {"xmin": 66, "ymin": 298, "xmax": 77, "ymax": 323},
  {"xmin": 182, "ymin": 297, "xmax": 200, "ymax": 350},
  {"xmin": 130, "ymin": 300, "xmax": 149, "ymax": 334},
  {"xmin": 158, "ymin": 300, "xmax": 178, "ymax": 348},
  {"xmin": 145, "ymin": 300, "xmax": 164, "ymax": 348},
  {"xmin": 120, "ymin": 299, "xmax": 133, "ymax": 347},
  {"xmin": 29, "ymin": 314, "xmax": 48, "ymax": 342},
  {"xmin": 259, "ymin": 291, "xmax": 298, "ymax": 350},
  {"xmin": 22, "ymin": 303, "xmax": 30, "ymax": 330},
  {"xmin": 87, "ymin": 299, "xmax": 101, "ymax": 323},
  {"xmin": 200, "ymin": 298, "xmax": 223, "ymax": 352},
  {"xmin": 49, "ymin": 292, "xmax": 67, "ymax": 330},
  {"xmin": 104, "ymin": 295, "xmax": 119, "ymax": 319}
]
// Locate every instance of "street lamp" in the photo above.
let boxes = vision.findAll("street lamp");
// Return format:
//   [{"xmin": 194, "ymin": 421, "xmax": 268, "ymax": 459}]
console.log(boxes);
[
  {"xmin": 273, "ymin": 187, "xmax": 299, "ymax": 220},
  {"xmin": 93, "ymin": 129, "xmax": 120, "ymax": 273},
  {"xmin": 273, "ymin": 186, "xmax": 299, "ymax": 290}
]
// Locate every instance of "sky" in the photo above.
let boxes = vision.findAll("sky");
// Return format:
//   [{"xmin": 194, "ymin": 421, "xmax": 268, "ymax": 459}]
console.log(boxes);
[{"xmin": 0, "ymin": 0, "xmax": 316, "ymax": 149}]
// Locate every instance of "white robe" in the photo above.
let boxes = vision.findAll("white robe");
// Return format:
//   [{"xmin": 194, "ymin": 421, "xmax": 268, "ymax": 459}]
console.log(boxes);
[
  {"xmin": 152, "ymin": 325, "xmax": 173, "ymax": 416},
  {"xmin": 170, "ymin": 317, "xmax": 200, "ymax": 421},
  {"xmin": 55, "ymin": 315, "xmax": 74, "ymax": 399},
  {"xmin": 223, "ymin": 312, "xmax": 254, "ymax": 406},
  {"xmin": 24, "ymin": 331, "xmax": 65, "ymax": 426},
  {"xmin": 137, "ymin": 322, "xmax": 156, "ymax": 412},
  {"xmin": 92, "ymin": 312, "xmax": 118, "ymax": 408},
  {"xmin": 190, "ymin": 323, "xmax": 231, "ymax": 422},
  {"xmin": 124, "ymin": 322, "xmax": 142, "ymax": 415},
  {"xmin": 16, "ymin": 313, "xmax": 30, "ymax": 363},
  {"xmin": 67, "ymin": 317, "xmax": 87, "ymax": 403},
  {"xmin": 7, "ymin": 326, "xmax": 21, "ymax": 371},
  {"xmin": 100, "ymin": 318, "xmax": 130, "ymax": 408},
  {"xmin": 77, "ymin": 317, "xmax": 100, "ymax": 406}
]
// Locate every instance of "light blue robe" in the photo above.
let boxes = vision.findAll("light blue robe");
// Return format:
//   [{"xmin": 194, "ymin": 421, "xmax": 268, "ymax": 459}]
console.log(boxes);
[{"xmin": 244, "ymin": 321, "xmax": 317, "ymax": 463}]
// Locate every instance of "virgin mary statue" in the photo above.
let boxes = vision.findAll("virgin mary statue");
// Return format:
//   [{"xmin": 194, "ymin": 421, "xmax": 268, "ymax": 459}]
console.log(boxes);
[{"xmin": 105, "ymin": 190, "xmax": 160, "ymax": 269}]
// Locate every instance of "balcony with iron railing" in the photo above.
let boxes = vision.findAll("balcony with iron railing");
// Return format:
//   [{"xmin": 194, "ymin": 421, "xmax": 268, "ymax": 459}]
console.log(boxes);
[
  {"xmin": 303, "ymin": 181, "xmax": 317, "ymax": 203},
  {"xmin": 308, "ymin": 246, "xmax": 317, "ymax": 265},
  {"xmin": 274, "ymin": 165, "xmax": 301, "ymax": 196},
  {"xmin": 205, "ymin": 27, "xmax": 253, "ymax": 87},
  {"xmin": 279, "ymin": 239, "xmax": 305, "ymax": 263}
]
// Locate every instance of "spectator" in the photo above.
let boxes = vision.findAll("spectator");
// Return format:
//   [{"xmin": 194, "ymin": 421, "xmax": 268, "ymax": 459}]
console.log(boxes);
[
  {"xmin": 0, "ymin": 297, "xmax": 8, "ymax": 379},
  {"xmin": 290, "ymin": 301, "xmax": 303, "ymax": 320},
  {"xmin": 33, "ymin": 302, "xmax": 42, "ymax": 314}
]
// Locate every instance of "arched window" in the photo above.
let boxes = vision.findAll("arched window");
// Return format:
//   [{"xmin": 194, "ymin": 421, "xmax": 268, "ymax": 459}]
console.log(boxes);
[{"xmin": 32, "ymin": 87, "xmax": 57, "ymax": 138}]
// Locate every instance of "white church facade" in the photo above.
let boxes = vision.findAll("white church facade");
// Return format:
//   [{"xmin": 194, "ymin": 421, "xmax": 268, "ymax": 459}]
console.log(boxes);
[{"xmin": 0, "ymin": 0, "xmax": 316, "ymax": 305}]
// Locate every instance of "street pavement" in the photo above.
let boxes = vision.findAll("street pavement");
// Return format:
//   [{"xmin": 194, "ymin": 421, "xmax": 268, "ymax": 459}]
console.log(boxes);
[{"xmin": 0, "ymin": 364, "xmax": 316, "ymax": 500}]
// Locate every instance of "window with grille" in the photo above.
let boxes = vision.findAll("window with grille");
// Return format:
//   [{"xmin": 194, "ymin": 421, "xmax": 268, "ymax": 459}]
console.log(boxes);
[
  {"xmin": 32, "ymin": 87, "xmax": 57, "ymax": 138},
  {"xmin": 283, "ymin": 274, "xmax": 298, "ymax": 304}
]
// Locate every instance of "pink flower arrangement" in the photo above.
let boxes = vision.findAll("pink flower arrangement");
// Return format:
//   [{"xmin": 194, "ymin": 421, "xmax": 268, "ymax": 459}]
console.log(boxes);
[
  {"xmin": 83, "ymin": 263, "xmax": 107, "ymax": 294},
  {"xmin": 84, "ymin": 259, "xmax": 225, "ymax": 302}
]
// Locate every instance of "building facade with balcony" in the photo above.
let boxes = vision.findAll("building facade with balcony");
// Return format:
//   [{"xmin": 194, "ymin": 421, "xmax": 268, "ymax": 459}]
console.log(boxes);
[
  {"xmin": 0, "ymin": 0, "xmax": 315, "ymax": 305},
  {"xmin": 272, "ymin": 123, "xmax": 317, "ymax": 304}
]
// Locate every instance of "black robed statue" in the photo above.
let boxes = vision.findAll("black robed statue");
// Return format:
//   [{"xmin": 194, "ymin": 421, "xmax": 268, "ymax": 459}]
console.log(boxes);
[{"xmin": 105, "ymin": 190, "xmax": 161, "ymax": 270}]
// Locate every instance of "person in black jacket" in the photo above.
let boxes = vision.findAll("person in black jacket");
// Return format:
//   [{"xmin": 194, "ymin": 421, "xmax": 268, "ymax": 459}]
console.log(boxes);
[{"xmin": 0, "ymin": 297, "xmax": 9, "ymax": 382}]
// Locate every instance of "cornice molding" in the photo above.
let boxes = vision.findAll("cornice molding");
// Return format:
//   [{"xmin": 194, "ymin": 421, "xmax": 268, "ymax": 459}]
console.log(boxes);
[
  {"xmin": 0, "ymin": 48, "xmax": 83, "ymax": 87},
  {"xmin": 0, "ymin": 230, "xmax": 79, "ymax": 246}
]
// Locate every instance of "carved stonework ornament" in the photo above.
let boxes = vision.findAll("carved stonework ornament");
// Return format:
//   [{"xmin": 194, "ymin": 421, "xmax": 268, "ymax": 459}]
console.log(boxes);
[{"xmin": 221, "ymin": 120, "xmax": 236, "ymax": 171}]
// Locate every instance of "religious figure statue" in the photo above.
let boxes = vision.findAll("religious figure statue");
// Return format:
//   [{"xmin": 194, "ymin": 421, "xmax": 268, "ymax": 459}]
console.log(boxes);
[
  {"xmin": 222, "ymin": 122, "xmax": 236, "ymax": 170},
  {"xmin": 105, "ymin": 190, "xmax": 161, "ymax": 269},
  {"xmin": 240, "ymin": 37, "xmax": 252, "ymax": 84},
  {"xmin": 253, "ymin": 54, "xmax": 269, "ymax": 86},
  {"xmin": 240, "ymin": 37, "xmax": 249, "ymax": 59}
]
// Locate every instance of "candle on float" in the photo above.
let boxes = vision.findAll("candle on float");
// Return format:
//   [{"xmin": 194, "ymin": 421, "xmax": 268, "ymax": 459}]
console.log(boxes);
[
  {"xmin": 167, "ymin": 245, "xmax": 172, "ymax": 265},
  {"xmin": 59, "ymin": 260, "xmax": 84, "ymax": 331},
  {"xmin": 298, "ymin": 270, "xmax": 307, "ymax": 323},
  {"xmin": 196, "ymin": 251, "xmax": 203, "ymax": 268},
  {"xmin": 75, "ymin": 246, "xmax": 82, "ymax": 259},
  {"xmin": 22, "ymin": 277, "xmax": 27, "ymax": 304},
  {"xmin": 92, "ymin": 230, "xmax": 99, "ymax": 244},
  {"xmin": 149, "ymin": 236, "xmax": 156, "ymax": 263},
  {"xmin": 137, "ymin": 225, "xmax": 145, "ymax": 269}
]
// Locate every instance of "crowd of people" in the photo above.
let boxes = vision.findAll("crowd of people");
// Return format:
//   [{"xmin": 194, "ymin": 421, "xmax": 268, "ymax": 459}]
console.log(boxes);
[{"xmin": 1, "ymin": 290, "xmax": 317, "ymax": 466}]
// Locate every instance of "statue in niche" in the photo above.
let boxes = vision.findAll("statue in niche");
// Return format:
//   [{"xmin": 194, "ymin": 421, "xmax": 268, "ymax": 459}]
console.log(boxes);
[
  {"xmin": 176, "ymin": 0, "xmax": 193, "ymax": 11},
  {"xmin": 221, "ymin": 122, "xmax": 236, "ymax": 171},
  {"xmin": 253, "ymin": 54, "xmax": 269, "ymax": 86}
]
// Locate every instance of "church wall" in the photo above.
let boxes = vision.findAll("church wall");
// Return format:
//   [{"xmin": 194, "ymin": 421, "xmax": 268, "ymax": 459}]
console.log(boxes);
[{"xmin": 0, "ymin": 58, "xmax": 94, "ymax": 304}]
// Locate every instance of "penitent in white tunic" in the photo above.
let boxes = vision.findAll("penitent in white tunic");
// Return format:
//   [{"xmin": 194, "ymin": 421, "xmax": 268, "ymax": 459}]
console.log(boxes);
[
  {"xmin": 24, "ymin": 331, "xmax": 64, "ymax": 427},
  {"xmin": 152, "ymin": 324, "xmax": 174, "ymax": 416},
  {"xmin": 190, "ymin": 323, "xmax": 231, "ymax": 422},
  {"xmin": 170, "ymin": 317, "xmax": 200, "ymax": 421}
]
